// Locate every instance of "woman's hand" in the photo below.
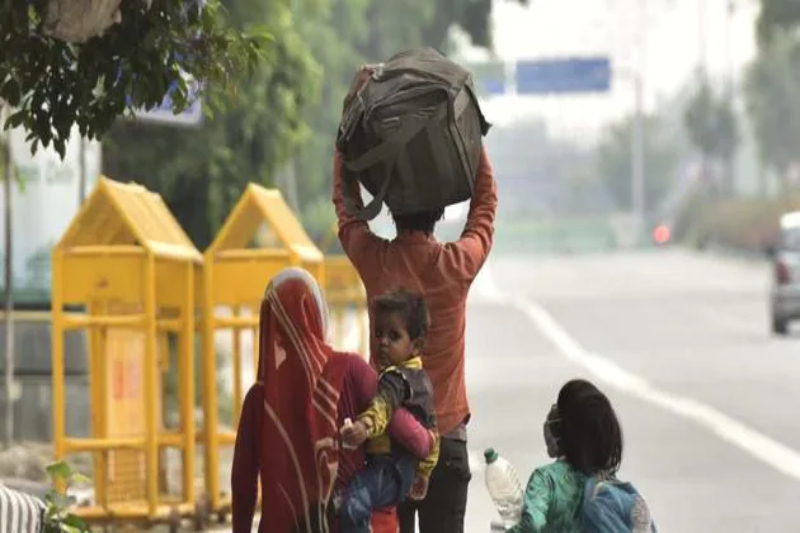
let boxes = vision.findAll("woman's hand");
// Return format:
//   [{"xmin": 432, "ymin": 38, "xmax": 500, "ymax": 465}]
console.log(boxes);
[{"xmin": 340, "ymin": 419, "xmax": 369, "ymax": 448}]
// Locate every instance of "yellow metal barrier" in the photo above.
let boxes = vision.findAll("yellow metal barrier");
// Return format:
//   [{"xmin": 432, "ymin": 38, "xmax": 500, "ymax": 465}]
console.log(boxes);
[
  {"xmin": 321, "ymin": 222, "xmax": 368, "ymax": 355},
  {"xmin": 51, "ymin": 177, "xmax": 203, "ymax": 529},
  {"xmin": 201, "ymin": 184, "xmax": 324, "ymax": 516}
]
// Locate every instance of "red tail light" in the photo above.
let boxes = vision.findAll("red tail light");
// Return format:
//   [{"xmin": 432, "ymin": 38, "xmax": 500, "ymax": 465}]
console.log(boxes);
[
  {"xmin": 653, "ymin": 224, "xmax": 671, "ymax": 245},
  {"xmin": 776, "ymin": 260, "xmax": 791, "ymax": 285}
]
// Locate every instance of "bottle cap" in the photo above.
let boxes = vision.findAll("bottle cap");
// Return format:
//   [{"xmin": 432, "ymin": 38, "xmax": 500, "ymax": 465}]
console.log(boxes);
[{"xmin": 484, "ymin": 448, "xmax": 498, "ymax": 464}]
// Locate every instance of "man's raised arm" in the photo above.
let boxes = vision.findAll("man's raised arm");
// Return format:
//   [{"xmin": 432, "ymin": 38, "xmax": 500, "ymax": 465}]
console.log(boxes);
[
  {"xmin": 331, "ymin": 151, "xmax": 383, "ymax": 271},
  {"xmin": 448, "ymin": 146, "xmax": 498, "ymax": 280}
]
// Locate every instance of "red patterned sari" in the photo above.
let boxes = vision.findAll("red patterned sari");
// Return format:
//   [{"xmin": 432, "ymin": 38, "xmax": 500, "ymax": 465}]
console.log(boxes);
[{"xmin": 231, "ymin": 268, "xmax": 430, "ymax": 533}]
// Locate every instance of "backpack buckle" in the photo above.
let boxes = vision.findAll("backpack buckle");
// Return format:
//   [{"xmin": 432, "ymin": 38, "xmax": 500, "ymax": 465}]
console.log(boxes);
[{"xmin": 371, "ymin": 63, "xmax": 386, "ymax": 81}]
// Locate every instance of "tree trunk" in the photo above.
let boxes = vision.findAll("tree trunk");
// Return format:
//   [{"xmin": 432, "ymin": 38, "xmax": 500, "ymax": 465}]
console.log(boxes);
[{"xmin": 44, "ymin": 0, "xmax": 123, "ymax": 43}]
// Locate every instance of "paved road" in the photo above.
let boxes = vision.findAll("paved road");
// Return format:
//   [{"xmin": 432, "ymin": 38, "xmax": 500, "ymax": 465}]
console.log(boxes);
[{"xmin": 464, "ymin": 249, "xmax": 800, "ymax": 532}]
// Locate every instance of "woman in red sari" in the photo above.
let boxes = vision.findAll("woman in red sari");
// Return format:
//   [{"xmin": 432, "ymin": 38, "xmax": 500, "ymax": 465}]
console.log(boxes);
[{"xmin": 231, "ymin": 267, "xmax": 433, "ymax": 533}]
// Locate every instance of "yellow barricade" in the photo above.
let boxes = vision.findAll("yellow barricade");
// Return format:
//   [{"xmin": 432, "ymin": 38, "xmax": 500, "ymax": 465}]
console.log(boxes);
[
  {"xmin": 51, "ymin": 177, "xmax": 202, "ymax": 530},
  {"xmin": 321, "ymin": 222, "xmax": 368, "ymax": 356},
  {"xmin": 200, "ymin": 184, "xmax": 324, "ymax": 517}
]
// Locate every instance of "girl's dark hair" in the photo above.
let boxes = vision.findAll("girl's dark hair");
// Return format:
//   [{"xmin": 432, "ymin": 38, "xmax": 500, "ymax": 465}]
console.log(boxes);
[
  {"xmin": 372, "ymin": 288, "xmax": 428, "ymax": 340},
  {"xmin": 556, "ymin": 379, "xmax": 623, "ymax": 475}
]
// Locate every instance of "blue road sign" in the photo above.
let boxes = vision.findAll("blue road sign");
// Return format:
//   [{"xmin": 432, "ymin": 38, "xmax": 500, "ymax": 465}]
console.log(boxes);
[
  {"xmin": 515, "ymin": 57, "xmax": 611, "ymax": 95},
  {"xmin": 479, "ymin": 78, "xmax": 507, "ymax": 96},
  {"xmin": 465, "ymin": 60, "xmax": 507, "ymax": 97}
]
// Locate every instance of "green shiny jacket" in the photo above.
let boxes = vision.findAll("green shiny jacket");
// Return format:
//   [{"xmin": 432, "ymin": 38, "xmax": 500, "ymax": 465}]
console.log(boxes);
[{"xmin": 508, "ymin": 460, "xmax": 588, "ymax": 533}]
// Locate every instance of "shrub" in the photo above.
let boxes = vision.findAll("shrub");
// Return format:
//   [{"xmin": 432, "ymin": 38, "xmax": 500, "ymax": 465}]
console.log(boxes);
[
  {"xmin": 42, "ymin": 461, "xmax": 91, "ymax": 533},
  {"xmin": 674, "ymin": 192, "xmax": 800, "ymax": 251}
]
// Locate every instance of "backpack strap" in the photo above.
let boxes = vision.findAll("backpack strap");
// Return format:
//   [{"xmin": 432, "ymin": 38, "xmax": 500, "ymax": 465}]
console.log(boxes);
[
  {"xmin": 344, "ymin": 90, "xmax": 450, "ymax": 174},
  {"xmin": 342, "ymin": 163, "xmax": 393, "ymax": 222}
]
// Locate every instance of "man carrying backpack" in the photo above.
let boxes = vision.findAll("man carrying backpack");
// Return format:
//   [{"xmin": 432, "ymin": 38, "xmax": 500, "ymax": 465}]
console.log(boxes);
[{"xmin": 332, "ymin": 64, "xmax": 498, "ymax": 533}]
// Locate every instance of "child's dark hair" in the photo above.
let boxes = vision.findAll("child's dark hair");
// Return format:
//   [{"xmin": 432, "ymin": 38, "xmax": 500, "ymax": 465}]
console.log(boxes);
[
  {"xmin": 372, "ymin": 288, "xmax": 428, "ymax": 340},
  {"xmin": 556, "ymin": 379, "xmax": 623, "ymax": 475}
]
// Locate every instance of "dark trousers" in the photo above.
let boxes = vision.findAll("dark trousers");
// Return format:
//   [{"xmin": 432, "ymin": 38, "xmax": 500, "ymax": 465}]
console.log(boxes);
[
  {"xmin": 340, "ymin": 453, "xmax": 416, "ymax": 533},
  {"xmin": 398, "ymin": 438, "xmax": 471, "ymax": 533}
]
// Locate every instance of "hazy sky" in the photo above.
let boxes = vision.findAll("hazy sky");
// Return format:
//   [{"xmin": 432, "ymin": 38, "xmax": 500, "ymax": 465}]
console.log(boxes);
[{"xmin": 462, "ymin": 0, "xmax": 760, "ymax": 138}]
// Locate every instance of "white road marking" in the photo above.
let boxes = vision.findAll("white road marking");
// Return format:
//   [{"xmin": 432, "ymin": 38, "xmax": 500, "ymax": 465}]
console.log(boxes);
[
  {"xmin": 512, "ymin": 296, "xmax": 800, "ymax": 482},
  {"xmin": 468, "ymin": 260, "xmax": 800, "ymax": 481}
]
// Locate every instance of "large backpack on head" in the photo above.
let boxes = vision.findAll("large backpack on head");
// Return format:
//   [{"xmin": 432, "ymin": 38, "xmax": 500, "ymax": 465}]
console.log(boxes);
[
  {"xmin": 336, "ymin": 48, "xmax": 490, "ymax": 221},
  {"xmin": 583, "ymin": 476, "xmax": 657, "ymax": 533}
]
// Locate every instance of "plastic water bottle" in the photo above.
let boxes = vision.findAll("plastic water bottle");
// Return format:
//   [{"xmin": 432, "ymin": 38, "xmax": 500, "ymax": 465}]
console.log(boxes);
[{"xmin": 484, "ymin": 448, "xmax": 524, "ymax": 528}]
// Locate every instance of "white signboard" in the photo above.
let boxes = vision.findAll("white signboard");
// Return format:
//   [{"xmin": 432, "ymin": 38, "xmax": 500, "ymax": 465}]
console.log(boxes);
[
  {"xmin": 0, "ymin": 125, "xmax": 101, "ymax": 300},
  {"xmin": 132, "ymin": 76, "xmax": 203, "ymax": 126}
]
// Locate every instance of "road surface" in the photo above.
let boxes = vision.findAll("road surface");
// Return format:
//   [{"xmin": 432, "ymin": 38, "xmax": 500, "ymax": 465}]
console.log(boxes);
[
  {"xmin": 214, "ymin": 248, "xmax": 800, "ymax": 532},
  {"xmin": 464, "ymin": 248, "xmax": 800, "ymax": 532}
]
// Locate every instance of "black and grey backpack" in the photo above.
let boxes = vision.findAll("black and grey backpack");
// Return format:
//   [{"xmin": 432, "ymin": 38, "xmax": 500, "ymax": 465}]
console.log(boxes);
[{"xmin": 336, "ymin": 48, "xmax": 490, "ymax": 221}]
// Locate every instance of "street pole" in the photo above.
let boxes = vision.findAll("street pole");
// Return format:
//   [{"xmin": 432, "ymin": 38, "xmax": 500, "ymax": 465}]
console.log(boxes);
[
  {"xmin": 2, "ymin": 105, "xmax": 14, "ymax": 448},
  {"xmin": 631, "ymin": 0, "xmax": 646, "ymax": 242},
  {"xmin": 724, "ymin": 0, "xmax": 736, "ymax": 195},
  {"xmin": 631, "ymin": 73, "xmax": 645, "ymax": 241},
  {"xmin": 698, "ymin": 0, "xmax": 709, "ymax": 185}
]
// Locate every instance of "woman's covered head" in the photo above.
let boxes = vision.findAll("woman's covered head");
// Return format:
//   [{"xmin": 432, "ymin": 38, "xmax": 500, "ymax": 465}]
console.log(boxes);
[
  {"xmin": 266, "ymin": 267, "xmax": 328, "ymax": 337},
  {"xmin": 553, "ymin": 379, "xmax": 623, "ymax": 475},
  {"xmin": 258, "ymin": 267, "xmax": 329, "ymax": 381}
]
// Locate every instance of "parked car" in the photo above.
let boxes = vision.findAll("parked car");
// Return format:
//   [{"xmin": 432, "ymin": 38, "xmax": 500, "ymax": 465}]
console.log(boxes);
[{"xmin": 770, "ymin": 211, "xmax": 800, "ymax": 335}]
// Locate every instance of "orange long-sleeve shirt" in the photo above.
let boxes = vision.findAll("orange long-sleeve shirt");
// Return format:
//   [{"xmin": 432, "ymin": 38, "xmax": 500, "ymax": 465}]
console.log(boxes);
[{"xmin": 332, "ymin": 148, "xmax": 498, "ymax": 435}]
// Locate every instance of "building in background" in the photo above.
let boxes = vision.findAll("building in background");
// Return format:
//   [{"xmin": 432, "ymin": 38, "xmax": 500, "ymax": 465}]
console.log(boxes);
[
  {"xmin": 0, "ymin": 127, "xmax": 99, "ymax": 443},
  {"xmin": 0, "ymin": 126, "xmax": 101, "ymax": 305}
]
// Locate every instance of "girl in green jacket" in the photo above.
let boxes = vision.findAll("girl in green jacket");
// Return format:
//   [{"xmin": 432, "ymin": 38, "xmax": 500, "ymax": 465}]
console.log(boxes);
[{"xmin": 508, "ymin": 379, "xmax": 624, "ymax": 533}]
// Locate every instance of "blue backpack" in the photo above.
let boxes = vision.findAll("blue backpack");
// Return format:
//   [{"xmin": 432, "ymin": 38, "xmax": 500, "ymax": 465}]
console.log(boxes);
[{"xmin": 582, "ymin": 476, "xmax": 657, "ymax": 533}]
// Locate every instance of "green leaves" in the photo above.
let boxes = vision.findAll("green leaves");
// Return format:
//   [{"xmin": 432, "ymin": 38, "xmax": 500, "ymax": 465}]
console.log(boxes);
[
  {"xmin": 756, "ymin": 0, "xmax": 800, "ymax": 48},
  {"xmin": 45, "ymin": 461, "xmax": 73, "ymax": 482},
  {"xmin": 683, "ymin": 79, "xmax": 739, "ymax": 161},
  {"xmin": 744, "ymin": 30, "xmax": 800, "ymax": 186},
  {"xmin": 101, "ymin": 0, "xmax": 320, "ymax": 248},
  {"xmin": 746, "ymin": 0, "xmax": 800, "ymax": 192},
  {"xmin": 0, "ymin": 0, "xmax": 269, "ymax": 159},
  {"xmin": 46, "ymin": 461, "xmax": 90, "ymax": 485},
  {"xmin": 596, "ymin": 114, "xmax": 678, "ymax": 211},
  {"xmin": 41, "ymin": 461, "xmax": 91, "ymax": 533}
]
